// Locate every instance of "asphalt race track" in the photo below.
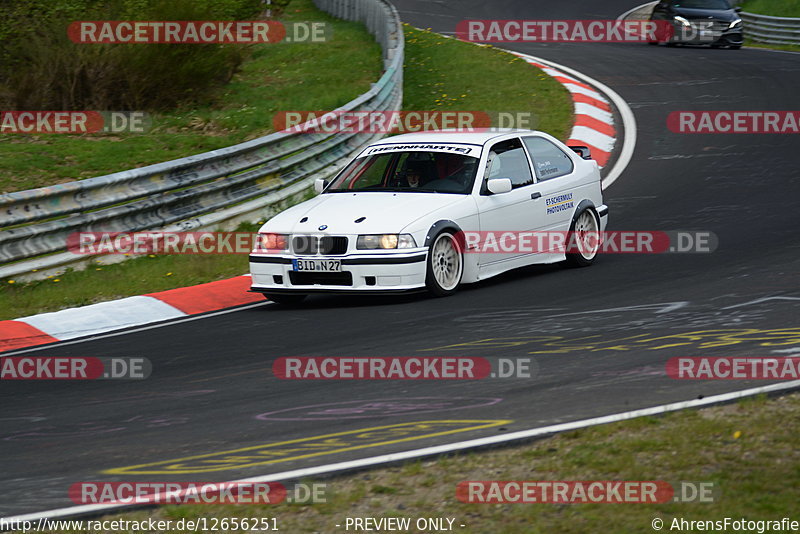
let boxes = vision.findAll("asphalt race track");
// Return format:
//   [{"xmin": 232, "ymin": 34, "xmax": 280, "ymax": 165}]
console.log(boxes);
[{"xmin": 2, "ymin": 0, "xmax": 800, "ymax": 518}]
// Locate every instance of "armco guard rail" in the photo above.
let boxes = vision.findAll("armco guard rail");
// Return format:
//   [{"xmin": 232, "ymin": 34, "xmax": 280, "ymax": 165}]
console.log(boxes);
[
  {"xmin": 740, "ymin": 11, "xmax": 800, "ymax": 46},
  {"xmin": 0, "ymin": 0, "xmax": 403, "ymax": 279}
]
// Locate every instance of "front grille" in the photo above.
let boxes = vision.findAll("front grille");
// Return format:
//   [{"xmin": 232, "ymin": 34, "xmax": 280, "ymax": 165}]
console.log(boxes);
[
  {"xmin": 691, "ymin": 19, "xmax": 727, "ymax": 31},
  {"xmin": 289, "ymin": 271, "xmax": 353, "ymax": 286},
  {"xmin": 291, "ymin": 235, "xmax": 348, "ymax": 255}
]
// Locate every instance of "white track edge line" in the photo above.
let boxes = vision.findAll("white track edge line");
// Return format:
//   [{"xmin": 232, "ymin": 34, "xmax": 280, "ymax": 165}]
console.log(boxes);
[{"xmin": 4, "ymin": 379, "xmax": 799, "ymax": 523}]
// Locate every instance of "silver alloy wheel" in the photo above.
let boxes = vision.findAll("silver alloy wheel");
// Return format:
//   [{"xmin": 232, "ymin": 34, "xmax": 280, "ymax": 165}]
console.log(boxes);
[
  {"xmin": 430, "ymin": 233, "xmax": 463, "ymax": 291},
  {"xmin": 573, "ymin": 210, "xmax": 600, "ymax": 261}
]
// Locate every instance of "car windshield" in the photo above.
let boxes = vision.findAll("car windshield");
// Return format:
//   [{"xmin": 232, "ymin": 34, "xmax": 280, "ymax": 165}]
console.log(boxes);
[
  {"xmin": 325, "ymin": 150, "xmax": 479, "ymax": 194},
  {"xmin": 673, "ymin": 0, "xmax": 731, "ymax": 10}
]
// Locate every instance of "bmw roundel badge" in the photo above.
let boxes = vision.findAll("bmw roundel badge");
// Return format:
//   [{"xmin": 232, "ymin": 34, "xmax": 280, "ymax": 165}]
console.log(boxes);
[{"xmin": 318, "ymin": 225, "xmax": 328, "ymax": 231}]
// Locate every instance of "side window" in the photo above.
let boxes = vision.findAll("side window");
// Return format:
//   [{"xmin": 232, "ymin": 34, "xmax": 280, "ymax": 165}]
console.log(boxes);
[
  {"xmin": 522, "ymin": 136, "xmax": 574, "ymax": 181},
  {"xmin": 484, "ymin": 138, "xmax": 534, "ymax": 189}
]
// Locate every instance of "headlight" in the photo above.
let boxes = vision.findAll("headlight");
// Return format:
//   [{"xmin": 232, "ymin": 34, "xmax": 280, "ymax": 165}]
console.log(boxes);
[
  {"xmin": 258, "ymin": 233, "xmax": 288, "ymax": 252},
  {"xmin": 357, "ymin": 234, "xmax": 417, "ymax": 250},
  {"xmin": 673, "ymin": 15, "xmax": 691, "ymax": 27},
  {"xmin": 729, "ymin": 18, "xmax": 742, "ymax": 29}
]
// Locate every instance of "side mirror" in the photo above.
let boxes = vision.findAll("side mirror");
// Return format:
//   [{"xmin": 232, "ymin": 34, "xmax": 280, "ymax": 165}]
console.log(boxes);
[
  {"xmin": 568, "ymin": 145, "xmax": 592, "ymax": 160},
  {"xmin": 314, "ymin": 178, "xmax": 328, "ymax": 194},
  {"xmin": 735, "ymin": 6, "xmax": 742, "ymax": 12},
  {"xmin": 487, "ymin": 178, "xmax": 513, "ymax": 195},
  {"xmin": 656, "ymin": 1, "xmax": 669, "ymax": 9}
]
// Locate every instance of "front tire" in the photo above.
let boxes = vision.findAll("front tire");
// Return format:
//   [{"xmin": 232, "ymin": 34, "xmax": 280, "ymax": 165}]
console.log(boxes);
[
  {"xmin": 263, "ymin": 293, "xmax": 307, "ymax": 306},
  {"xmin": 425, "ymin": 230, "xmax": 464, "ymax": 297},
  {"xmin": 565, "ymin": 209, "xmax": 601, "ymax": 267}
]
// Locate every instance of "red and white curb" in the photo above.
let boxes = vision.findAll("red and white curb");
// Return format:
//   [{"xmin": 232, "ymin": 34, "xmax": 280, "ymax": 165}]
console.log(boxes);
[
  {"xmin": 510, "ymin": 51, "xmax": 616, "ymax": 169},
  {"xmin": 0, "ymin": 275, "xmax": 263, "ymax": 353},
  {"xmin": 511, "ymin": 51, "xmax": 637, "ymax": 190}
]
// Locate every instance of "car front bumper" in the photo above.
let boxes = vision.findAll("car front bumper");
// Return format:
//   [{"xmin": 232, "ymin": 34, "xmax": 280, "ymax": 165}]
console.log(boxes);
[
  {"xmin": 249, "ymin": 250, "xmax": 429, "ymax": 294},
  {"xmin": 671, "ymin": 23, "xmax": 743, "ymax": 45}
]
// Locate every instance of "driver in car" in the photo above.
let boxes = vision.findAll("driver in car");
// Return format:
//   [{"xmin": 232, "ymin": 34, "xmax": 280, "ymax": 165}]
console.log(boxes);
[{"xmin": 406, "ymin": 166, "xmax": 424, "ymax": 188}]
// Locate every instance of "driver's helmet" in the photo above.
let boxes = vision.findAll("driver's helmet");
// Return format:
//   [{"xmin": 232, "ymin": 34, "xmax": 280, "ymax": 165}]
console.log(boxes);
[{"xmin": 404, "ymin": 162, "xmax": 425, "ymax": 188}]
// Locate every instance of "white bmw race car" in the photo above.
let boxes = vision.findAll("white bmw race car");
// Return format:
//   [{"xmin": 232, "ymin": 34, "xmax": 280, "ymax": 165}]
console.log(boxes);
[{"xmin": 249, "ymin": 129, "xmax": 608, "ymax": 304}]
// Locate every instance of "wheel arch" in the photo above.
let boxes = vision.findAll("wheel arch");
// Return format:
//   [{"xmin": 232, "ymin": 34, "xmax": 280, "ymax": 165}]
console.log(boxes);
[
  {"xmin": 423, "ymin": 219, "xmax": 480, "ymax": 285},
  {"xmin": 571, "ymin": 199, "xmax": 598, "ymax": 227},
  {"xmin": 423, "ymin": 219, "xmax": 464, "ymax": 247}
]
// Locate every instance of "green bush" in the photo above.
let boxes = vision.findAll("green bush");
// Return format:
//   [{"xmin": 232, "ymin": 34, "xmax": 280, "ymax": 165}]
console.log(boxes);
[{"xmin": 0, "ymin": 0, "xmax": 267, "ymax": 110}]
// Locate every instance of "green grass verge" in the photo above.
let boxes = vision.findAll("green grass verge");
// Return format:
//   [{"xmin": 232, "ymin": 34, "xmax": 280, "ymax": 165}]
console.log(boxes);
[
  {"xmin": 0, "ymin": 0, "xmax": 382, "ymax": 193},
  {"xmin": 0, "ymin": 28, "xmax": 573, "ymax": 321},
  {"xmin": 745, "ymin": 39, "xmax": 800, "ymax": 52},
  {"xmin": 17, "ymin": 392, "xmax": 800, "ymax": 533},
  {"xmin": 402, "ymin": 26, "xmax": 572, "ymax": 140},
  {"xmin": 741, "ymin": 0, "xmax": 800, "ymax": 18}
]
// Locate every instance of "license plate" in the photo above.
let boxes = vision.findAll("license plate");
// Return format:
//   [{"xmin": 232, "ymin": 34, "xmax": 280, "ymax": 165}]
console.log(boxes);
[{"xmin": 292, "ymin": 259, "xmax": 342, "ymax": 272}]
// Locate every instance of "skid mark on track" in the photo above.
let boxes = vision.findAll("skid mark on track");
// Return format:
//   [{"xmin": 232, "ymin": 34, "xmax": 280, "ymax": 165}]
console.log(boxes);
[
  {"xmin": 103, "ymin": 420, "xmax": 512, "ymax": 475},
  {"xmin": 255, "ymin": 397, "xmax": 504, "ymax": 421},
  {"xmin": 427, "ymin": 328, "xmax": 800, "ymax": 354}
]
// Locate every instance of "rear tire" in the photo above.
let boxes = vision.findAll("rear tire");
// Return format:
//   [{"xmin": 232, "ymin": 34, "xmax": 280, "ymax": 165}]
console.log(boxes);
[
  {"xmin": 263, "ymin": 293, "xmax": 307, "ymax": 306},
  {"xmin": 425, "ymin": 230, "xmax": 464, "ymax": 297},
  {"xmin": 565, "ymin": 209, "xmax": 601, "ymax": 268}
]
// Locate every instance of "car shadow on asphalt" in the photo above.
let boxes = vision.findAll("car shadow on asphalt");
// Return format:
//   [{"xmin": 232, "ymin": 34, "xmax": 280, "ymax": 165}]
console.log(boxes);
[{"xmin": 258, "ymin": 262, "xmax": 568, "ymax": 310}]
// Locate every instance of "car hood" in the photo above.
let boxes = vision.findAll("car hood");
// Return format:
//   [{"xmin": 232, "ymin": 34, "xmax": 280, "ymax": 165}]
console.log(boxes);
[
  {"xmin": 261, "ymin": 192, "xmax": 468, "ymax": 235},
  {"xmin": 673, "ymin": 6, "xmax": 737, "ymax": 21}
]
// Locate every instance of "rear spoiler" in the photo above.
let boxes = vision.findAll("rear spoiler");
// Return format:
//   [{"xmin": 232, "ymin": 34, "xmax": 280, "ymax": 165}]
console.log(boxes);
[{"xmin": 568, "ymin": 145, "xmax": 592, "ymax": 160}]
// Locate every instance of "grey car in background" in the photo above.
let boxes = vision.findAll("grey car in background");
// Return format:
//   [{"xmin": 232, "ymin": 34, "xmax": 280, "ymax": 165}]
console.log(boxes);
[{"xmin": 650, "ymin": 0, "xmax": 744, "ymax": 48}]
